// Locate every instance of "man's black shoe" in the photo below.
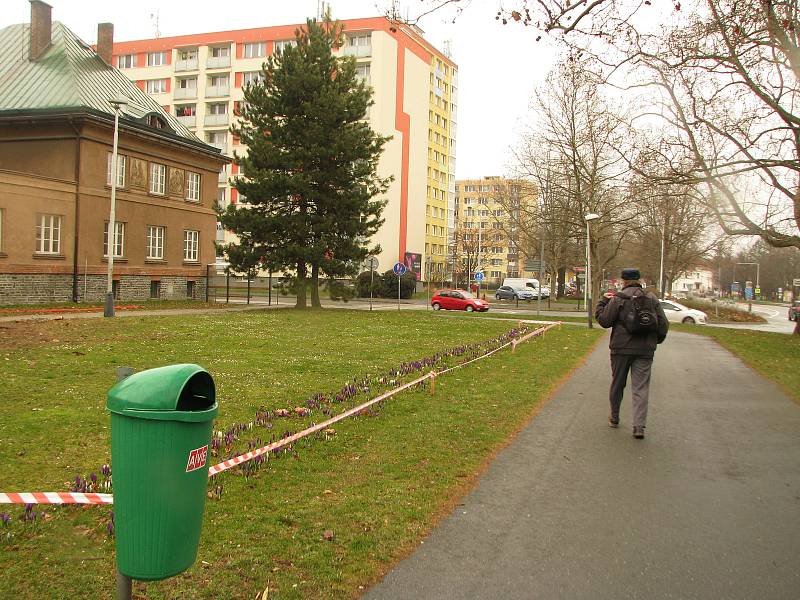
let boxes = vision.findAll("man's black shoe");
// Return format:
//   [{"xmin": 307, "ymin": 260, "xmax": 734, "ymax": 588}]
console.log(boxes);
[
  {"xmin": 633, "ymin": 426, "xmax": 645, "ymax": 439},
  {"xmin": 608, "ymin": 417, "xmax": 619, "ymax": 428}
]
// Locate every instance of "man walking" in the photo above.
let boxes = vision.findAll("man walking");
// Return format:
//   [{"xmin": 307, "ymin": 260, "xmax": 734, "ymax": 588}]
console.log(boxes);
[{"xmin": 595, "ymin": 268, "xmax": 669, "ymax": 439}]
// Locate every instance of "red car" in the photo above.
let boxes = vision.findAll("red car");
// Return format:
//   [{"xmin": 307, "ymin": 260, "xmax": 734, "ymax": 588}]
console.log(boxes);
[{"xmin": 431, "ymin": 289, "xmax": 489, "ymax": 312}]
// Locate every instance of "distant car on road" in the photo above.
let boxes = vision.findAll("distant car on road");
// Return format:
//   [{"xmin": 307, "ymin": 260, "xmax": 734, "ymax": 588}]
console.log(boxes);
[
  {"xmin": 431, "ymin": 290, "xmax": 489, "ymax": 313},
  {"xmin": 495, "ymin": 285, "xmax": 536, "ymax": 301},
  {"xmin": 659, "ymin": 299, "xmax": 708, "ymax": 324},
  {"xmin": 789, "ymin": 300, "xmax": 800, "ymax": 321}
]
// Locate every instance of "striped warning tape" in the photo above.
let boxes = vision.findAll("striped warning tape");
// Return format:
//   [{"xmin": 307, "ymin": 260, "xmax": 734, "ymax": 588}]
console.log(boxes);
[
  {"xmin": 207, "ymin": 371, "xmax": 432, "ymax": 476},
  {"xmin": 1, "ymin": 324, "xmax": 558, "ymax": 504},
  {"xmin": 0, "ymin": 492, "xmax": 113, "ymax": 505}
]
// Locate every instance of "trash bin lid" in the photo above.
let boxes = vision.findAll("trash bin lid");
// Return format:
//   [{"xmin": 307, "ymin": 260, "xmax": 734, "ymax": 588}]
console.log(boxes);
[{"xmin": 107, "ymin": 364, "xmax": 218, "ymax": 422}]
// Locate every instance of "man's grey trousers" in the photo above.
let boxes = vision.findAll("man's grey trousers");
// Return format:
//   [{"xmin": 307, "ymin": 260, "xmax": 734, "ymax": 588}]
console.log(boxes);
[{"xmin": 609, "ymin": 354, "xmax": 653, "ymax": 428}]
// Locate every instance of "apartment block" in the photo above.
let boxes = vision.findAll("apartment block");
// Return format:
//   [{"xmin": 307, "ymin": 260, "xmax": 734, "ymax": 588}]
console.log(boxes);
[
  {"xmin": 112, "ymin": 17, "xmax": 457, "ymax": 281},
  {"xmin": 454, "ymin": 177, "xmax": 534, "ymax": 286}
]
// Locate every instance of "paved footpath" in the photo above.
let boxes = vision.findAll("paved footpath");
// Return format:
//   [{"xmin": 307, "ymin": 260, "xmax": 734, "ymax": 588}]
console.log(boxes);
[{"xmin": 365, "ymin": 331, "xmax": 800, "ymax": 600}]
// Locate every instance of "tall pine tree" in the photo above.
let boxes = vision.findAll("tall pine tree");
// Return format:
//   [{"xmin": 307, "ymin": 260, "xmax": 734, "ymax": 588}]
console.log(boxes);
[{"xmin": 218, "ymin": 17, "xmax": 391, "ymax": 308}]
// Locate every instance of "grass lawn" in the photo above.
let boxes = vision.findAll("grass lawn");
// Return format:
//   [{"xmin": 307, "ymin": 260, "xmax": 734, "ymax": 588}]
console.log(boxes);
[
  {"xmin": 0, "ymin": 309, "xmax": 603, "ymax": 599},
  {"xmin": 671, "ymin": 324, "xmax": 800, "ymax": 404}
]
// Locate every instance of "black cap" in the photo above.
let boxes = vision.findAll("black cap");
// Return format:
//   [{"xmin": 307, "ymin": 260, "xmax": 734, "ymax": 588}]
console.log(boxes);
[{"xmin": 621, "ymin": 268, "xmax": 641, "ymax": 280}]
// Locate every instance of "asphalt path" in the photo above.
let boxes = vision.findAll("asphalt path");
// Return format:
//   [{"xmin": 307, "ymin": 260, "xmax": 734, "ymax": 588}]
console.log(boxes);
[{"xmin": 364, "ymin": 331, "xmax": 800, "ymax": 600}]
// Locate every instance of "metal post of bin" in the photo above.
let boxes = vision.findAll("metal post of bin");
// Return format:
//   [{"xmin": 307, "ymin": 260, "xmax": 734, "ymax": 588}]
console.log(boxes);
[{"xmin": 115, "ymin": 366, "xmax": 135, "ymax": 600}]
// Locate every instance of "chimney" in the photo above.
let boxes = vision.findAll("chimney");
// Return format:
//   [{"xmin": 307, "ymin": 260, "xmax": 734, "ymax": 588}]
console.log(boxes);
[
  {"xmin": 97, "ymin": 23, "xmax": 114, "ymax": 65},
  {"xmin": 29, "ymin": 0, "xmax": 53, "ymax": 61}
]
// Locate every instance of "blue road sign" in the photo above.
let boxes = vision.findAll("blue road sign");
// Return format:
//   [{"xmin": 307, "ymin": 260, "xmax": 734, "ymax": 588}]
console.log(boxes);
[
  {"xmin": 393, "ymin": 262, "xmax": 406, "ymax": 276},
  {"xmin": 474, "ymin": 272, "xmax": 485, "ymax": 281}
]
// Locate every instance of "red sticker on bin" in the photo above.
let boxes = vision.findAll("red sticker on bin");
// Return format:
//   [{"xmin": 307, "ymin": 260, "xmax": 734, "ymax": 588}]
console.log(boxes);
[{"xmin": 186, "ymin": 445, "xmax": 209, "ymax": 473}]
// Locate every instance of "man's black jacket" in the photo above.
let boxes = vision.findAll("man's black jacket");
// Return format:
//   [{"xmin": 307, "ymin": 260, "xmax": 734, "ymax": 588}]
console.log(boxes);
[{"xmin": 594, "ymin": 283, "xmax": 669, "ymax": 357}]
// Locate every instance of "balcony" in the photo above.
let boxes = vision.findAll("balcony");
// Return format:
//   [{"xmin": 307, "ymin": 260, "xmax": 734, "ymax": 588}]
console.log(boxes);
[
  {"xmin": 175, "ymin": 58, "xmax": 199, "ymax": 72},
  {"xmin": 174, "ymin": 87, "xmax": 197, "ymax": 100},
  {"xmin": 218, "ymin": 169, "xmax": 228, "ymax": 183},
  {"xmin": 176, "ymin": 114, "xmax": 196, "ymax": 127},
  {"xmin": 206, "ymin": 56, "xmax": 231, "ymax": 69},
  {"xmin": 342, "ymin": 45, "xmax": 371, "ymax": 58},
  {"xmin": 206, "ymin": 84, "xmax": 230, "ymax": 98},
  {"xmin": 208, "ymin": 141, "xmax": 228, "ymax": 153},
  {"xmin": 204, "ymin": 113, "xmax": 229, "ymax": 127}
]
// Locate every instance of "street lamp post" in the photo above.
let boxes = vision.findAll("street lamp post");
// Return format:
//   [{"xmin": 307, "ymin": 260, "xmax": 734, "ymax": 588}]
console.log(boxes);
[
  {"xmin": 104, "ymin": 95, "xmax": 128, "ymax": 318},
  {"xmin": 584, "ymin": 213, "xmax": 600, "ymax": 328}
]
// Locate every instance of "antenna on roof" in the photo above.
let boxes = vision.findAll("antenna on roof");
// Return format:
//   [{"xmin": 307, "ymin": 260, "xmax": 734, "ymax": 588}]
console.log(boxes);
[
  {"xmin": 317, "ymin": 1, "xmax": 331, "ymax": 19},
  {"xmin": 150, "ymin": 10, "xmax": 160, "ymax": 39}
]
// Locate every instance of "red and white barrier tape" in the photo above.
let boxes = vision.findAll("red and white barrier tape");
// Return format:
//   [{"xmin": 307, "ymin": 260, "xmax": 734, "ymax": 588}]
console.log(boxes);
[
  {"xmin": 1, "ymin": 324, "xmax": 558, "ymax": 504},
  {"xmin": 207, "ymin": 371, "xmax": 432, "ymax": 476},
  {"xmin": 0, "ymin": 492, "xmax": 113, "ymax": 505}
]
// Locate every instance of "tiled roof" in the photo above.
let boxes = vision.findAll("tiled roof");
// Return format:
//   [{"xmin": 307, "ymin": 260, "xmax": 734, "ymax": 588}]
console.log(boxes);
[{"xmin": 0, "ymin": 21, "xmax": 216, "ymax": 153}]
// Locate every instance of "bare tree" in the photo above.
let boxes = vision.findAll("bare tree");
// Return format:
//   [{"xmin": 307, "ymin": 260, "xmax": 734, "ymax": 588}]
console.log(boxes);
[{"xmin": 512, "ymin": 58, "xmax": 637, "ymax": 305}]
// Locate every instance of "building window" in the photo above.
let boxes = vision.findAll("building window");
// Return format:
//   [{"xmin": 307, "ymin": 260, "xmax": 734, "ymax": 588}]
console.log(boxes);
[
  {"xmin": 243, "ymin": 42, "xmax": 265, "ymax": 58},
  {"xmin": 117, "ymin": 54, "xmax": 136, "ymax": 68},
  {"xmin": 242, "ymin": 71, "xmax": 265, "ymax": 86},
  {"xmin": 146, "ymin": 225, "xmax": 165, "ymax": 259},
  {"xmin": 149, "ymin": 163, "xmax": 166, "ymax": 195},
  {"xmin": 209, "ymin": 74, "xmax": 229, "ymax": 88},
  {"xmin": 207, "ymin": 102, "xmax": 227, "ymax": 116},
  {"xmin": 147, "ymin": 51, "xmax": 167, "ymax": 66},
  {"xmin": 184, "ymin": 230, "xmax": 199, "ymax": 262},
  {"xmin": 146, "ymin": 79, "xmax": 167, "ymax": 94},
  {"xmin": 178, "ymin": 77, "xmax": 197, "ymax": 90},
  {"xmin": 187, "ymin": 280, "xmax": 196, "ymax": 298},
  {"xmin": 210, "ymin": 46, "xmax": 229, "ymax": 58},
  {"xmin": 178, "ymin": 48, "xmax": 198, "ymax": 61},
  {"xmin": 273, "ymin": 40, "xmax": 296, "ymax": 54},
  {"xmin": 150, "ymin": 280, "xmax": 161, "ymax": 298},
  {"xmin": 348, "ymin": 33, "xmax": 371, "ymax": 47},
  {"xmin": 103, "ymin": 221, "xmax": 125, "ymax": 258},
  {"xmin": 106, "ymin": 152, "xmax": 126, "ymax": 187},
  {"xmin": 175, "ymin": 104, "xmax": 196, "ymax": 117},
  {"xmin": 355, "ymin": 63, "xmax": 371, "ymax": 81},
  {"xmin": 186, "ymin": 172, "xmax": 201, "ymax": 201},
  {"xmin": 35, "ymin": 214, "xmax": 62, "ymax": 255}
]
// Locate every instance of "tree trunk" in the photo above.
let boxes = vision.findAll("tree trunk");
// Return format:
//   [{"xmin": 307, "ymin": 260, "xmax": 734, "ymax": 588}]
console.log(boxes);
[
  {"xmin": 295, "ymin": 259, "xmax": 307, "ymax": 309},
  {"xmin": 310, "ymin": 263, "xmax": 322, "ymax": 308}
]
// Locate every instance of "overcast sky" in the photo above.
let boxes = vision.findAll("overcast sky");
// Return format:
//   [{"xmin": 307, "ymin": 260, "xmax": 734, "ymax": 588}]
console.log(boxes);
[{"xmin": 3, "ymin": 0, "xmax": 559, "ymax": 179}]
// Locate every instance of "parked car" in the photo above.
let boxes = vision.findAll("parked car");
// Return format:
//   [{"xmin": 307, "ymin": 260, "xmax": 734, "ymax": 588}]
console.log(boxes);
[
  {"xmin": 502, "ymin": 278, "xmax": 550, "ymax": 299},
  {"xmin": 431, "ymin": 290, "xmax": 489, "ymax": 312},
  {"xmin": 659, "ymin": 299, "xmax": 708, "ymax": 324},
  {"xmin": 789, "ymin": 300, "xmax": 800, "ymax": 321},
  {"xmin": 495, "ymin": 285, "xmax": 536, "ymax": 301}
]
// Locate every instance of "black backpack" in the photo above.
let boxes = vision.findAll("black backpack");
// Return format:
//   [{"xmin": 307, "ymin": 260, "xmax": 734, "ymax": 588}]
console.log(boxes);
[{"xmin": 616, "ymin": 290, "xmax": 659, "ymax": 335}]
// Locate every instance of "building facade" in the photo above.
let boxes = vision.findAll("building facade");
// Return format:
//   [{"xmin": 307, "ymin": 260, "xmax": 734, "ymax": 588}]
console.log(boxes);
[
  {"xmin": 111, "ymin": 17, "xmax": 457, "ymax": 282},
  {"xmin": 0, "ymin": 2, "xmax": 227, "ymax": 305},
  {"xmin": 453, "ymin": 176, "xmax": 538, "ymax": 288}
]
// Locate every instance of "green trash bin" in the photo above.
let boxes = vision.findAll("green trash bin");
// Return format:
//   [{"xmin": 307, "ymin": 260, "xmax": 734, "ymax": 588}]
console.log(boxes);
[{"xmin": 107, "ymin": 364, "xmax": 218, "ymax": 581}]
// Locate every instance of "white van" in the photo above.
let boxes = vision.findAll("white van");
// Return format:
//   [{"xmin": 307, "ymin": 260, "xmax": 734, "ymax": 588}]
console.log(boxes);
[{"xmin": 502, "ymin": 278, "xmax": 550, "ymax": 299}]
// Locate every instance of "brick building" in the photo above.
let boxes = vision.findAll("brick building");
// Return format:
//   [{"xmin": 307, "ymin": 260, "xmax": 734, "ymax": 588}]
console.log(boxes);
[{"xmin": 0, "ymin": 1, "xmax": 228, "ymax": 305}]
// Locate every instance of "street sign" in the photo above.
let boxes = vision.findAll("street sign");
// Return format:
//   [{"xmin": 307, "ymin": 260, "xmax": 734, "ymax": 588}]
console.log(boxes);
[
  {"xmin": 474, "ymin": 272, "xmax": 484, "ymax": 282},
  {"xmin": 576, "ymin": 273, "xmax": 586, "ymax": 280},
  {"xmin": 364, "ymin": 256, "xmax": 379, "ymax": 271},
  {"xmin": 393, "ymin": 262, "xmax": 406, "ymax": 276},
  {"xmin": 755, "ymin": 287, "xmax": 761, "ymax": 295},
  {"xmin": 524, "ymin": 260, "xmax": 546, "ymax": 272},
  {"xmin": 793, "ymin": 278, "xmax": 800, "ymax": 287}
]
